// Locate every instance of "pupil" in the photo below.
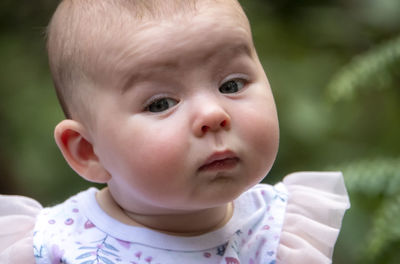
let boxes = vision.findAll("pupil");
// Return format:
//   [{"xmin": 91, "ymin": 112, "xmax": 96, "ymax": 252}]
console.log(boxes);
[
  {"xmin": 151, "ymin": 99, "xmax": 168, "ymax": 112},
  {"xmin": 157, "ymin": 100, "xmax": 167, "ymax": 110},
  {"xmin": 227, "ymin": 81, "xmax": 237, "ymax": 92},
  {"xmin": 221, "ymin": 81, "xmax": 238, "ymax": 93}
]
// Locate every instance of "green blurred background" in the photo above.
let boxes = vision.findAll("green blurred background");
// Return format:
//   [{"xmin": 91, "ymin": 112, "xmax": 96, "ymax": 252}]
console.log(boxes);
[{"xmin": 1, "ymin": 0, "xmax": 399, "ymax": 263}]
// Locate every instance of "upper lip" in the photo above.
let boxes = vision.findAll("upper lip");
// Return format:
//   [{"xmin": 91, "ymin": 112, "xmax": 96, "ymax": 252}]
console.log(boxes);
[{"xmin": 199, "ymin": 150, "xmax": 238, "ymax": 170}]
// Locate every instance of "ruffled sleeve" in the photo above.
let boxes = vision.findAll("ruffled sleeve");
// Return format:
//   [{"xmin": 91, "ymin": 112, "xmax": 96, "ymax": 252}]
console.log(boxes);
[
  {"xmin": 0, "ymin": 194, "xmax": 42, "ymax": 264},
  {"xmin": 277, "ymin": 172, "xmax": 350, "ymax": 264}
]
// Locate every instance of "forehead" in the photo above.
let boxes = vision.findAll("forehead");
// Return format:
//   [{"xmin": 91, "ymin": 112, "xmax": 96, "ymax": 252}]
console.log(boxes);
[{"xmin": 94, "ymin": 1, "xmax": 254, "ymax": 85}]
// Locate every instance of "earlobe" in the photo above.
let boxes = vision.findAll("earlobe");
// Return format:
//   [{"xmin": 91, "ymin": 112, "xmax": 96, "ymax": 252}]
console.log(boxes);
[{"xmin": 54, "ymin": 120, "xmax": 111, "ymax": 183}]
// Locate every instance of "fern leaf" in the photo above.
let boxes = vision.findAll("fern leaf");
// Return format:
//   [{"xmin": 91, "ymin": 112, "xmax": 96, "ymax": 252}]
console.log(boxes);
[
  {"xmin": 336, "ymin": 156, "xmax": 400, "ymax": 195},
  {"xmin": 329, "ymin": 157, "xmax": 400, "ymax": 262},
  {"xmin": 364, "ymin": 193, "xmax": 400, "ymax": 260},
  {"xmin": 327, "ymin": 35, "xmax": 400, "ymax": 101}
]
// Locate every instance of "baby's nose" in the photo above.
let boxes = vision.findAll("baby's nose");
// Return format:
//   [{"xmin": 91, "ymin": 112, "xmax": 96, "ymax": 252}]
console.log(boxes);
[{"xmin": 192, "ymin": 102, "xmax": 231, "ymax": 137}]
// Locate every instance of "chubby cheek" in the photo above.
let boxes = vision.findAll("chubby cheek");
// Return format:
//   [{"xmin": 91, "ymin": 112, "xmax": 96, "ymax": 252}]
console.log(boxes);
[
  {"xmin": 236, "ymin": 96, "xmax": 279, "ymax": 179},
  {"xmin": 111, "ymin": 119, "xmax": 191, "ymax": 197}
]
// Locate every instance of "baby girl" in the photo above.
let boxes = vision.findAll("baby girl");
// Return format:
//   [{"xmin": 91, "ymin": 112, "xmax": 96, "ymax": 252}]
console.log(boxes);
[{"xmin": 0, "ymin": 0, "xmax": 350, "ymax": 263}]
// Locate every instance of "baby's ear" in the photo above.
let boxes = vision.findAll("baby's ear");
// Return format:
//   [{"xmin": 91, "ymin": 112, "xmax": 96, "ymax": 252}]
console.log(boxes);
[{"xmin": 54, "ymin": 120, "xmax": 111, "ymax": 183}]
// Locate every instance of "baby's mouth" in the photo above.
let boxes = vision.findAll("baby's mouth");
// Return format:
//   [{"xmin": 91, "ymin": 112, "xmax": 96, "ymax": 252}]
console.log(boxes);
[{"xmin": 198, "ymin": 151, "xmax": 239, "ymax": 172}]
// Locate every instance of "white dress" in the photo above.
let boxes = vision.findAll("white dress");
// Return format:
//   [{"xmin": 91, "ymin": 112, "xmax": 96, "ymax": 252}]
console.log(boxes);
[{"xmin": 0, "ymin": 172, "xmax": 350, "ymax": 264}]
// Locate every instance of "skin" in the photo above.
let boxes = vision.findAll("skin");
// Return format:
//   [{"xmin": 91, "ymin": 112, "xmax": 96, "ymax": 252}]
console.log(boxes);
[{"xmin": 55, "ymin": 1, "xmax": 279, "ymax": 235}]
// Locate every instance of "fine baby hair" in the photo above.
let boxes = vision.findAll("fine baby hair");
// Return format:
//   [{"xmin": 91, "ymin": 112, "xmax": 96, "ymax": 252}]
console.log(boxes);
[{"xmin": 0, "ymin": 0, "xmax": 350, "ymax": 263}]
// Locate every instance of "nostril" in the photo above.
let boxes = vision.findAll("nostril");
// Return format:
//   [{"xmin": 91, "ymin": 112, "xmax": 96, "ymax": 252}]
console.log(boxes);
[
  {"xmin": 201, "ymin": 120, "xmax": 228, "ymax": 134},
  {"xmin": 202, "ymin": 126, "xmax": 209, "ymax": 133}
]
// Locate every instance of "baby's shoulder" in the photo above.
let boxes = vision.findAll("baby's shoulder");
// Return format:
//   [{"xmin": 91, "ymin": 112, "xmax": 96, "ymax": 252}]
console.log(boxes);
[
  {"xmin": 34, "ymin": 188, "xmax": 95, "ymax": 229},
  {"xmin": 33, "ymin": 188, "xmax": 99, "ymax": 263},
  {"xmin": 249, "ymin": 180, "xmax": 289, "ymax": 201},
  {"xmin": 275, "ymin": 171, "xmax": 351, "ymax": 263}
]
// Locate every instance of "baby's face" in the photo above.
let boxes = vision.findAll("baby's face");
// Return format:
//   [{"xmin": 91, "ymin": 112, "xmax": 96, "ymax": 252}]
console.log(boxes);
[{"xmin": 89, "ymin": 2, "xmax": 279, "ymax": 214}]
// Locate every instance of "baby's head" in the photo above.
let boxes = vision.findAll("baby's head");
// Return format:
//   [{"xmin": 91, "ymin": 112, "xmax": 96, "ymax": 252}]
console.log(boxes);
[{"xmin": 50, "ymin": 0, "xmax": 280, "ymax": 215}]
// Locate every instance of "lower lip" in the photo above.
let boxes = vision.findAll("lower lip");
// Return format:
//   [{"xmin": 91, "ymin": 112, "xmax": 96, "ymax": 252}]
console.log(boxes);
[{"xmin": 199, "ymin": 158, "xmax": 239, "ymax": 172}]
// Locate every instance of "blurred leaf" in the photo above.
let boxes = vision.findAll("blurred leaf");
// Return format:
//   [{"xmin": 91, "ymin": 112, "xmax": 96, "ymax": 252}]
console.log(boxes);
[
  {"xmin": 327, "ymin": 35, "xmax": 400, "ymax": 101},
  {"xmin": 365, "ymin": 193, "xmax": 400, "ymax": 261},
  {"xmin": 339, "ymin": 157, "xmax": 400, "ymax": 196}
]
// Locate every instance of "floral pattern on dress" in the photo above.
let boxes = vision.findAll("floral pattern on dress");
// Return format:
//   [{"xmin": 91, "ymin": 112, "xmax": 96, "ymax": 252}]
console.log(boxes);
[{"xmin": 75, "ymin": 235, "xmax": 120, "ymax": 264}]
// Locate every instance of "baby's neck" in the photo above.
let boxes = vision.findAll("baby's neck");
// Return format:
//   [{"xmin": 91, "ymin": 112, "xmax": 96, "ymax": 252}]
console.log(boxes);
[{"xmin": 96, "ymin": 187, "xmax": 233, "ymax": 236}]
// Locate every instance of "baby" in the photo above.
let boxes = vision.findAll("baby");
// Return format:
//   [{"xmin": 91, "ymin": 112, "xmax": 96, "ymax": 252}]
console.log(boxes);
[{"xmin": 0, "ymin": 0, "xmax": 350, "ymax": 263}]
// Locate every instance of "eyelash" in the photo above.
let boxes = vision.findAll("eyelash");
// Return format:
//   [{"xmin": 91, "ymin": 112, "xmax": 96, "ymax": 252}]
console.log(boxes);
[{"xmin": 144, "ymin": 95, "xmax": 179, "ymax": 113}]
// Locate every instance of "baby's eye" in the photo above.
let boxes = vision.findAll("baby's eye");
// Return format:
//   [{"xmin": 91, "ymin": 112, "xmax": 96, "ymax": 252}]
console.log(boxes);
[
  {"xmin": 219, "ymin": 79, "xmax": 246, "ymax": 94},
  {"xmin": 146, "ymin": 97, "xmax": 179, "ymax": 113}
]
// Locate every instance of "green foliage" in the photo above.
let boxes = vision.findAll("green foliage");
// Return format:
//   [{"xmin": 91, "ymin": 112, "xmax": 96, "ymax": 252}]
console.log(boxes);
[
  {"xmin": 367, "ymin": 191, "xmax": 400, "ymax": 261},
  {"xmin": 327, "ymin": 35, "xmax": 400, "ymax": 263},
  {"xmin": 337, "ymin": 157, "xmax": 400, "ymax": 262},
  {"xmin": 327, "ymin": 35, "xmax": 400, "ymax": 101},
  {"xmin": 341, "ymin": 157, "xmax": 400, "ymax": 196}
]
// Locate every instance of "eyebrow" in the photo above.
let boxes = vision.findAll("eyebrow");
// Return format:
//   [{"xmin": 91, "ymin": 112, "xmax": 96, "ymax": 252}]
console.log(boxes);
[
  {"xmin": 204, "ymin": 42, "xmax": 253, "ymax": 66},
  {"xmin": 120, "ymin": 41, "xmax": 253, "ymax": 94}
]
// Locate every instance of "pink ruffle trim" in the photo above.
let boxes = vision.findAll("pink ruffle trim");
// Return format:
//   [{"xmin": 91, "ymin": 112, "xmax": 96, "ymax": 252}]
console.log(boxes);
[
  {"xmin": 277, "ymin": 172, "xmax": 350, "ymax": 264},
  {"xmin": 0, "ymin": 194, "xmax": 42, "ymax": 264}
]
